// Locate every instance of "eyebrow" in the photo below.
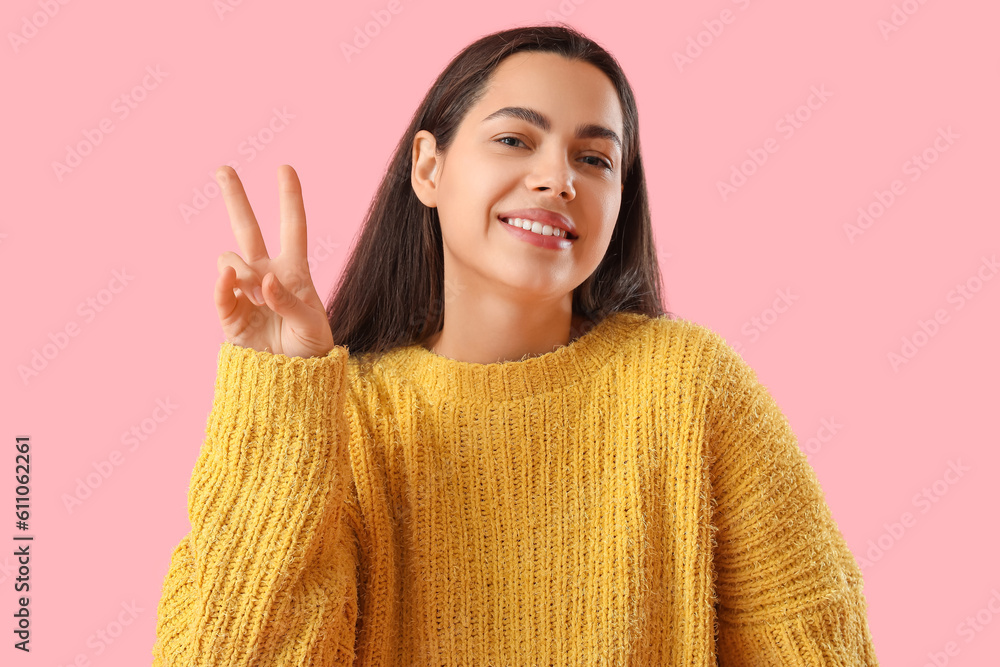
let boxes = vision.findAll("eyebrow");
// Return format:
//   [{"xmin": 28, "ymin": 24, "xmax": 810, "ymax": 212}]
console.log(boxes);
[{"xmin": 481, "ymin": 106, "xmax": 622, "ymax": 156}]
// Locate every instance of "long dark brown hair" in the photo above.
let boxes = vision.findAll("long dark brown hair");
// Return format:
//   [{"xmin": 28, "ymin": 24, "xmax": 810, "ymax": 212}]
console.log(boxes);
[{"xmin": 325, "ymin": 23, "xmax": 675, "ymax": 364}]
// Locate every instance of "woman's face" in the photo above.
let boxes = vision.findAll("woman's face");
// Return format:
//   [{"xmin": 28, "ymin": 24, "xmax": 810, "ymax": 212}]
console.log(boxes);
[{"xmin": 412, "ymin": 51, "xmax": 625, "ymax": 312}]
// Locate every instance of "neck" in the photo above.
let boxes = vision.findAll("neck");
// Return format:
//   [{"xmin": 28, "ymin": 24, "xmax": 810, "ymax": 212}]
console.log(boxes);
[{"xmin": 423, "ymin": 295, "xmax": 590, "ymax": 364}]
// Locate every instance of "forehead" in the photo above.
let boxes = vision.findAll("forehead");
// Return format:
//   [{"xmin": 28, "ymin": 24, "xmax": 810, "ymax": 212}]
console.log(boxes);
[{"xmin": 472, "ymin": 51, "xmax": 624, "ymax": 138}]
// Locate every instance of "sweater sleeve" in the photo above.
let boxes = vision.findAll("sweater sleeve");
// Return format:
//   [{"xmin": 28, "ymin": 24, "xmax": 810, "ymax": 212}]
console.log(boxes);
[
  {"xmin": 703, "ymin": 333, "xmax": 879, "ymax": 666},
  {"xmin": 152, "ymin": 342, "xmax": 360, "ymax": 666}
]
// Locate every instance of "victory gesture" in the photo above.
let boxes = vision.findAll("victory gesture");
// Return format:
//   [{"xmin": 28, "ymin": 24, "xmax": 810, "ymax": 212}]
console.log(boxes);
[{"xmin": 213, "ymin": 164, "xmax": 335, "ymax": 359}]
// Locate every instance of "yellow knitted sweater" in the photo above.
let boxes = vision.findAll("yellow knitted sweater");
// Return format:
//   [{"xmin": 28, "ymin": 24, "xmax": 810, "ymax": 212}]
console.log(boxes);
[{"xmin": 152, "ymin": 312, "xmax": 878, "ymax": 666}]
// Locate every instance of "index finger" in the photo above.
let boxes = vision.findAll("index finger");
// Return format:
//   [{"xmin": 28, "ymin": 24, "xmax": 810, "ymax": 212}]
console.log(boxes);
[
  {"xmin": 277, "ymin": 165, "xmax": 308, "ymax": 261},
  {"xmin": 216, "ymin": 166, "xmax": 270, "ymax": 263}
]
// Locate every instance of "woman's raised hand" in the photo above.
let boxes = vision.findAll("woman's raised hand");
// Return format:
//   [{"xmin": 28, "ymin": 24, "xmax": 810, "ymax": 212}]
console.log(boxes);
[{"xmin": 213, "ymin": 165, "xmax": 336, "ymax": 359}]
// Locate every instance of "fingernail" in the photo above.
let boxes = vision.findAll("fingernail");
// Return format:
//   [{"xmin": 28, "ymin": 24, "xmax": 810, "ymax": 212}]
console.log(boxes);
[{"xmin": 252, "ymin": 286, "xmax": 264, "ymax": 304}]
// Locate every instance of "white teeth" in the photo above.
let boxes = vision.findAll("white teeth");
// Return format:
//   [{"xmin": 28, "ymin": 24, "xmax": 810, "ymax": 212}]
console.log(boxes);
[{"xmin": 501, "ymin": 217, "xmax": 570, "ymax": 239}]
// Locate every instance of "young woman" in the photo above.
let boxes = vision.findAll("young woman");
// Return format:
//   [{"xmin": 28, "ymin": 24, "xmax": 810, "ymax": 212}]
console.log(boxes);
[{"xmin": 152, "ymin": 24, "xmax": 879, "ymax": 666}]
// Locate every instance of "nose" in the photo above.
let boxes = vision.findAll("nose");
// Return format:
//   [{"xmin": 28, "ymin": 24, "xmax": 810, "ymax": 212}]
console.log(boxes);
[{"xmin": 526, "ymin": 149, "xmax": 576, "ymax": 200}]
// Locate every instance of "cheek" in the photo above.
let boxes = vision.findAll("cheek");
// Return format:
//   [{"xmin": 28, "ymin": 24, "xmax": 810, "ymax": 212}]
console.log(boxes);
[
  {"xmin": 438, "ymin": 210, "xmax": 486, "ymax": 256},
  {"xmin": 584, "ymin": 219, "xmax": 618, "ymax": 262},
  {"xmin": 443, "ymin": 163, "xmax": 507, "ymax": 220}
]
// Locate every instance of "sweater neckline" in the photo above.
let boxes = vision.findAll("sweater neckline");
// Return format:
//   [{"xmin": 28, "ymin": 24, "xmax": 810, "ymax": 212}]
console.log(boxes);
[{"xmin": 379, "ymin": 311, "xmax": 648, "ymax": 402}]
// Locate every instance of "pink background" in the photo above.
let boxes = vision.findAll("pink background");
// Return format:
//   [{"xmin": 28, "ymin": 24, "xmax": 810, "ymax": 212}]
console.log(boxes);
[{"xmin": 3, "ymin": 1, "xmax": 999, "ymax": 664}]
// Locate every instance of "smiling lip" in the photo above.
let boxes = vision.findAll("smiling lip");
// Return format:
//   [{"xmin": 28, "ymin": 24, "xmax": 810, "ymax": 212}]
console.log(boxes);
[
  {"xmin": 497, "ymin": 208, "xmax": 577, "ymax": 238},
  {"xmin": 498, "ymin": 215, "xmax": 575, "ymax": 249}
]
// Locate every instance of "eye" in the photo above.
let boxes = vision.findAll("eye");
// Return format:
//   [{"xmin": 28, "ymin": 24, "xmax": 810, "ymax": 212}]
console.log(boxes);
[
  {"xmin": 495, "ymin": 136, "xmax": 526, "ymax": 149},
  {"xmin": 495, "ymin": 137, "xmax": 613, "ymax": 171},
  {"xmin": 582, "ymin": 156, "xmax": 614, "ymax": 171}
]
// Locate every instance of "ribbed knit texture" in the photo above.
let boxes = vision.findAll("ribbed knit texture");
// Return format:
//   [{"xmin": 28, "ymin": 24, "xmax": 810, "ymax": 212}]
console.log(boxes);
[{"xmin": 152, "ymin": 312, "xmax": 878, "ymax": 666}]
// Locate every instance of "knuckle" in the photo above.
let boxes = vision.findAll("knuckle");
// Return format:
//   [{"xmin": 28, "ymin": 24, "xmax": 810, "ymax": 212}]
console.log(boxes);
[{"xmin": 217, "ymin": 251, "xmax": 239, "ymax": 270}]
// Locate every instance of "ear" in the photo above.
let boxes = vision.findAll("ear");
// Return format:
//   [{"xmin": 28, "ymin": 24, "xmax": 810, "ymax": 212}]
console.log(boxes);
[{"xmin": 412, "ymin": 130, "xmax": 441, "ymax": 208}]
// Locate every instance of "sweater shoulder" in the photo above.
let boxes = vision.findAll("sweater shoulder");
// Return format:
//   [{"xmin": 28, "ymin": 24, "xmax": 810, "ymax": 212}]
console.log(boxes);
[
  {"xmin": 631, "ymin": 315, "xmax": 742, "ymax": 372},
  {"xmin": 628, "ymin": 316, "xmax": 770, "ymax": 420}
]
